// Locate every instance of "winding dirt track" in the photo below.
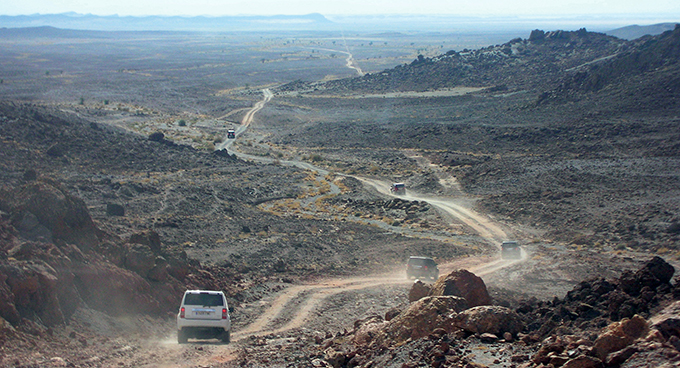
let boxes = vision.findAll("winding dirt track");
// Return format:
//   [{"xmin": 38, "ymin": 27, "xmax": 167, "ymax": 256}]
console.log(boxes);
[
  {"xmin": 139, "ymin": 87, "xmax": 527, "ymax": 367},
  {"xmin": 222, "ymin": 90, "xmax": 517, "ymax": 341}
]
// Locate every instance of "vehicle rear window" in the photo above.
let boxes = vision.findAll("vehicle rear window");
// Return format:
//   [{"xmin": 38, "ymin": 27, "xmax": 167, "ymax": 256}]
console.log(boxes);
[
  {"xmin": 184, "ymin": 293, "xmax": 224, "ymax": 306},
  {"xmin": 409, "ymin": 258, "xmax": 435, "ymax": 266}
]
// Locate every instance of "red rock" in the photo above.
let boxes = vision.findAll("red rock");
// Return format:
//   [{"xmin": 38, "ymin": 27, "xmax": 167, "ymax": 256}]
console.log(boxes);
[
  {"xmin": 429, "ymin": 269, "xmax": 492, "ymax": 307},
  {"xmin": 593, "ymin": 315, "xmax": 648, "ymax": 360},
  {"xmin": 10, "ymin": 180, "xmax": 99, "ymax": 250},
  {"xmin": 408, "ymin": 280, "xmax": 430, "ymax": 302},
  {"xmin": 371, "ymin": 296, "xmax": 467, "ymax": 345}
]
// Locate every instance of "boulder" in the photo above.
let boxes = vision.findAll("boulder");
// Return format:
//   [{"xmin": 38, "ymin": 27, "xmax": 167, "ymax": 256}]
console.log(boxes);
[
  {"xmin": 408, "ymin": 280, "xmax": 430, "ymax": 302},
  {"xmin": 15, "ymin": 211, "xmax": 52, "ymax": 243},
  {"xmin": 0, "ymin": 260, "xmax": 65, "ymax": 326},
  {"xmin": 593, "ymin": 315, "xmax": 649, "ymax": 360},
  {"xmin": 8, "ymin": 180, "xmax": 99, "ymax": 250},
  {"xmin": 125, "ymin": 244, "xmax": 156, "ymax": 278},
  {"xmin": 429, "ymin": 269, "xmax": 492, "ymax": 307},
  {"xmin": 643, "ymin": 256, "xmax": 675, "ymax": 284},
  {"xmin": 453, "ymin": 305, "xmax": 524, "ymax": 336},
  {"xmin": 106, "ymin": 203, "xmax": 125, "ymax": 217},
  {"xmin": 619, "ymin": 256, "xmax": 675, "ymax": 296},
  {"xmin": 383, "ymin": 296, "xmax": 468, "ymax": 344}
]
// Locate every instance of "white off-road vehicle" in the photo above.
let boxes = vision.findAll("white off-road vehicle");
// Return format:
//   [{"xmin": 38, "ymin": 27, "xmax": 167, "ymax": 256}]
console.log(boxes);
[{"xmin": 177, "ymin": 290, "xmax": 231, "ymax": 344}]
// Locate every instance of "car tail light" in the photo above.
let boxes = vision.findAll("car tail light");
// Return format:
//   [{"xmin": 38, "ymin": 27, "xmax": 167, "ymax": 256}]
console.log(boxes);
[
  {"xmin": 180, "ymin": 307, "xmax": 185, "ymax": 318},
  {"xmin": 222, "ymin": 308, "xmax": 228, "ymax": 319}
]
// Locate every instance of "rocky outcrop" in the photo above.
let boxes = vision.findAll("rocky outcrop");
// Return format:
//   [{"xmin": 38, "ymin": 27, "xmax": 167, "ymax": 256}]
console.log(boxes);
[
  {"xmin": 429, "ymin": 269, "xmax": 492, "ymax": 307},
  {"xmin": 354, "ymin": 296, "xmax": 468, "ymax": 346},
  {"xmin": 384, "ymin": 296, "xmax": 468, "ymax": 344},
  {"xmin": 8, "ymin": 179, "xmax": 100, "ymax": 251},
  {"xmin": 453, "ymin": 305, "xmax": 524, "ymax": 336},
  {"xmin": 518, "ymin": 256, "xmax": 676, "ymax": 341},
  {"xmin": 0, "ymin": 179, "xmax": 199, "ymax": 331}
]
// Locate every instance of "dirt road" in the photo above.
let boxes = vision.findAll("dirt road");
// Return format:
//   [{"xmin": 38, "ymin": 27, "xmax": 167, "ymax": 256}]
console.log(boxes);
[
  {"xmin": 159, "ymin": 86, "xmax": 527, "ymax": 367},
  {"xmin": 216, "ymin": 89, "xmax": 273, "ymax": 151}
]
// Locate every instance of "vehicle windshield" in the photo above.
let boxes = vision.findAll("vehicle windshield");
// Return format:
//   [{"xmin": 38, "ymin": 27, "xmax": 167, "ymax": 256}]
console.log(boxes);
[{"xmin": 184, "ymin": 293, "xmax": 224, "ymax": 306}]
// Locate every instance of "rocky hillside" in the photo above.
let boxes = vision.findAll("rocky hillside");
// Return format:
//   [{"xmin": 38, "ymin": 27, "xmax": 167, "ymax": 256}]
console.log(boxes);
[
  {"xmin": 0, "ymin": 176, "xmax": 207, "ymax": 327},
  {"xmin": 278, "ymin": 28, "xmax": 628, "ymax": 94},
  {"xmin": 269, "ymin": 26, "xmax": 680, "ymax": 257},
  {"xmin": 0, "ymin": 99, "xmax": 467, "ymax": 337}
]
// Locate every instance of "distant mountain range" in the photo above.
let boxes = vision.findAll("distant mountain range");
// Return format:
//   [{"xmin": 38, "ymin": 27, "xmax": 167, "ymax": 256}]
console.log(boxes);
[
  {"xmin": 0, "ymin": 12, "xmax": 337, "ymax": 32},
  {"xmin": 605, "ymin": 23, "xmax": 678, "ymax": 40},
  {"xmin": 0, "ymin": 13, "xmax": 678, "ymax": 34}
]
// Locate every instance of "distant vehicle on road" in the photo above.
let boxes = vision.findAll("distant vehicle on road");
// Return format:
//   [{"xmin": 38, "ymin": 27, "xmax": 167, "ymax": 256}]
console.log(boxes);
[
  {"xmin": 501, "ymin": 241, "xmax": 522, "ymax": 260},
  {"xmin": 227, "ymin": 129, "xmax": 236, "ymax": 139},
  {"xmin": 406, "ymin": 256, "xmax": 439, "ymax": 280},
  {"xmin": 390, "ymin": 182, "xmax": 405, "ymax": 195},
  {"xmin": 177, "ymin": 290, "xmax": 231, "ymax": 344}
]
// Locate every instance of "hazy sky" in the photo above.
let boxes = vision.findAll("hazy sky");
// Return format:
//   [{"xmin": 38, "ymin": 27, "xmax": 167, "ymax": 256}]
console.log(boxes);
[{"xmin": 2, "ymin": 0, "xmax": 679, "ymax": 17}]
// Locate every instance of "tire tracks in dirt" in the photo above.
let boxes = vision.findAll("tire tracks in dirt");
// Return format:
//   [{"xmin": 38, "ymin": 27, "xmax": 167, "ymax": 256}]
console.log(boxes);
[{"xmin": 180, "ymin": 86, "xmax": 526, "ymax": 365}]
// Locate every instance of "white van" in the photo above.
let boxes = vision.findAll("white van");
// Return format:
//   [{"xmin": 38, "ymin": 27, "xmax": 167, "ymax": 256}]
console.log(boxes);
[{"xmin": 177, "ymin": 290, "xmax": 231, "ymax": 343}]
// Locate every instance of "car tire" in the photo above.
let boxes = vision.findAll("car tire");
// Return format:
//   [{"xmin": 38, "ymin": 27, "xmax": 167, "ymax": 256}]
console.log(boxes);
[
  {"xmin": 221, "ymin": 330, "xmax": 231, "ymax": 344},
  {"xmin": 178, "ymin": 329, "xmax": 188, "ymax": 344}
]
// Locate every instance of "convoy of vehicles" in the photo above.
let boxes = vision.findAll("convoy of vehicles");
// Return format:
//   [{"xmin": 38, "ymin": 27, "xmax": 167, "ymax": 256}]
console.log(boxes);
[
  {"xmin": 501, "ymin": 241, "xmax": 522, "ymax": 260},
  {"xmin": 390, "ymin": 182, "xmax": 406, "ymax": 195},
  {"xmin": 406, "ymin": 256, "xmax": 439, "ymax": 280},
  {"xmin": 177, "ymin": 290, "xmax": 231, "ymax": 344}
]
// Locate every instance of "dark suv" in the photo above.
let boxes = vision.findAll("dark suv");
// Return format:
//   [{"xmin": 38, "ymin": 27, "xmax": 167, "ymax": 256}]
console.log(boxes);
[
  {"xmin": 406, "ymin": 256, "xmax": 439, "ymax": 280},
  {"xmin": 501, "ymin": 241, "xmax": 522, "ymax": 260}
]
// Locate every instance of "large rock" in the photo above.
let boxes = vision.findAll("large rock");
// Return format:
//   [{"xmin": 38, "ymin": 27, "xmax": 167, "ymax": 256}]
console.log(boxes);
[
  {"xmin": 593, "ymin": 315, "xmax": 649, "ymax": 360},
  {"xmin": 429, "ymin": 269, "xmax": 492, "ymax": 307},
  {"xmin": 8, "ymin": 180, "xmax": 99, "ymax": 250},
  {"xmin": 125, "ymin": 244, "xmax": 156, "ymax": 278},
  {"xmin": 382, "ymin": 296, "xmax": 468, "ymax": 344},
  {"xmin": 453, "ymin": 305, "xmax": 524, "ymax": 335},
  {"xmin": 408, "ymin": 280, "xmax": 431, "ymax": 302},
  {"xmin": 0, "ymin": 260, "xmax": 65, "ymax": 326},
  {"xmin": 619, "ymin": 256, "xmax": 675, "ymax": 296}
]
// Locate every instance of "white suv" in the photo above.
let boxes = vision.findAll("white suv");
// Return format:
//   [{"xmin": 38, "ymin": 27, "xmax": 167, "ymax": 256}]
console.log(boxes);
[{"xmin": 177, "ymin": 290, "xmax": 231, "ymax": 344}]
